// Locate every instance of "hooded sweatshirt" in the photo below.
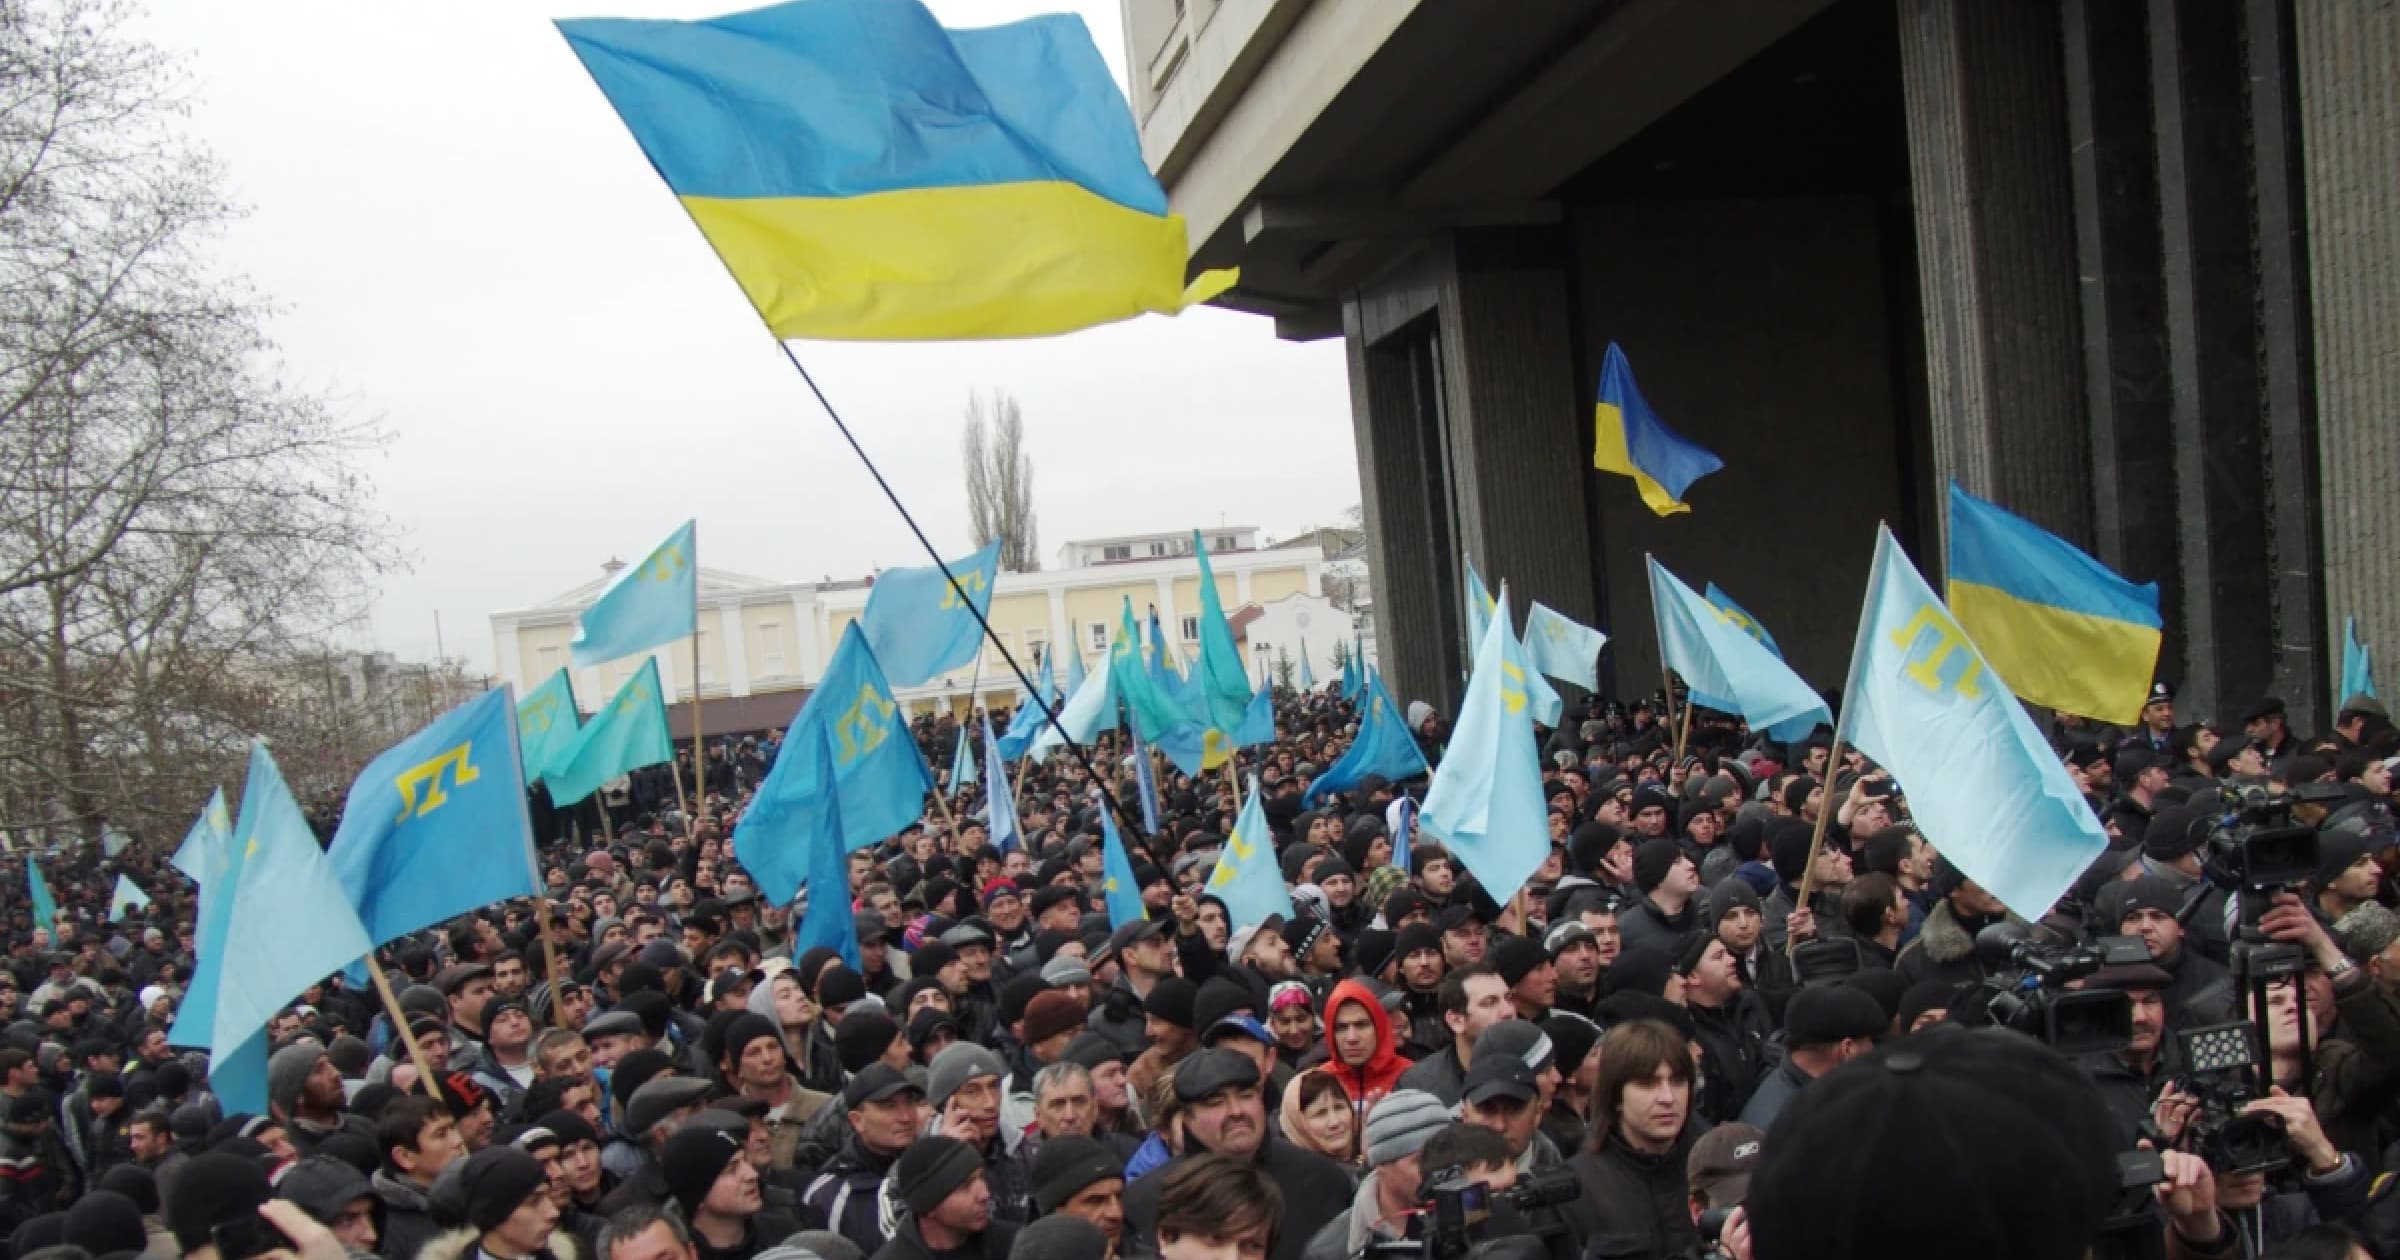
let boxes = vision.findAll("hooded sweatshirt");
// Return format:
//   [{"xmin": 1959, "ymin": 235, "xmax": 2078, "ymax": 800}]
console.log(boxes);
[{"xmin": 1317, "ymin": 980, "xmax": 1407, "ymax": 1114}]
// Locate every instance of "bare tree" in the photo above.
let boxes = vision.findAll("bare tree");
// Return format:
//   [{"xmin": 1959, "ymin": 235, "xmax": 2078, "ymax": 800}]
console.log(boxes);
[
  {"xmin": 0, "ymin": 0, "xmax": 400, "ymax": 847},
  {"xmin": 962, "ymin": 389, "xmax": 1039, "ymax": 571}
]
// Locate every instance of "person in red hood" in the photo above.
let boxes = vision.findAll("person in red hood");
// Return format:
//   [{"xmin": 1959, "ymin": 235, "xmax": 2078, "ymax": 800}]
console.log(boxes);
[{"xmin": 1320, "ymin": 979, "xmax": 1407, "ymax": 1113}]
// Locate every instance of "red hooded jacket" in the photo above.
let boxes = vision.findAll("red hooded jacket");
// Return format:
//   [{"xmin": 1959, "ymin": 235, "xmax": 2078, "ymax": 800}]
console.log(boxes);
[{"xmin": 1320, "ymin": 977, "xmax": 1408, "ymax": 1109}]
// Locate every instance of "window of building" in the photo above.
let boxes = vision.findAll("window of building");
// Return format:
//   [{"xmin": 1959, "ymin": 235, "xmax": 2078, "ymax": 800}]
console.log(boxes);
[
  {"xmin": 1148, "ymin": 541, "xmax": 1167, "ymax": 557},
  {"xmin": 1103, "ymin": 544, "xmax": 1131, "ymax": 561},
  {"xmin": 1215, "ymin": 535, "xmax": 1237, "ymax": 552},
  {"xmin": 1088, "ymin": 622, "xmax": 1108, "ymax": 651},
  {"xmin": 1180, "ymin": 615, "xmax": 1199, "ymax": 642}
]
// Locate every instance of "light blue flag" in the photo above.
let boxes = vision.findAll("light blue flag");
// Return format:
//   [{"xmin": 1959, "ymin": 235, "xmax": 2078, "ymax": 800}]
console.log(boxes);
[
  {"xmin": 1235, "ymin": 684, "xmax": 1275, "ymax": 747},
  {"xmin": 214, "ymin": 742, "xmax": 374, "ymax": 1062},
  {"xmin": 981, "ymin": 714, "xmax": 1021, "ymax": 852},
  {"xmin": 860, "ymin": 541, "xmax": 1000, "ymax": 688},
  {"xmin": 172, "ymin": 788, "xmax": 232, "ymax": 885},
  {"xmin": 1032, "ymin": 629, "xmax": 1122, "ymax": 757},
  {"xmin": 1062, "ymin": 640, "xmax": 1089, "ymax": 699},
  {"xmin": 1304, "ymin": 669, "xmax": 1431, "ymax": 806},
  {"xmin": 109, "ymin": 876, "xmax": 150, "ymax": 923},
  {"xmin": 1420, "ymin": 587, "xmax": 1552, "ymax": 899},
  {"xmin": 1100, "ymin": 805, "xmax": 1148, "ymax": 928},
  {"xmin": 25, "ymin": 858, "xmax": 55, "ymax": 932},
  {"xmin": 517, "ymin": 669, "xmax": 582, "ymax": 786},
  {"xmin": 1339, "ymin": 648, "xmax": 1361, "ymax": 702},
  {"xmin": 1128, "ymin": 726, "xmax": 1162, "ymax": 834},
  {"xmin": 1703, "ymin": 582, "xmax": 1784, "ymax": 658},
  {"xmin": 1523, "ymin": 603, "xmax": 1609, "ymax": 693},
  {"xmin": 788, "ymin": 726, "xmax": 862, "ymax": 970},
  {"xmin": 1298, "ymin": 638, "xmax": 1316, "ymax": 690},
  {"xmin": 1205, "ymin": 776, "xmax": 1292, "ymax": 929},
  {"xmin": 1148, "ymin": 608, "xmax": 1186, "ymax": 685},
  {"xmin": 326, "ymin": 688, "xmax": 543, "ymax": 951},
  {"xmin": 2342, "ymin": 617, "xmax": 2378, "ymax": 704},
  {"xmin": 996, "ymin": 649, "xmax": 1057, "ymax": 763},
  {"xmin": 1648, "ymin": 558, "xmax": 1830, "ymax": 743},
  {"xmin": 571, "ymin": 520, "xmax": 697, "ymax": 667},
  {"xmin": 737, "ymin": 623, "xmax": 933, "ymax": 904},
  {"xmin": 101, "ymin": 828, "xmax": 130, "ymax": 859},
  {"xmin": 1190, "ymin": 534, "xmax": 1255, "ymax": 732},
  {"xmin": 950, "ymin": 723, "xmax": 979, "ymax": 789},
  {"xmin": 543, "ymin": 660, "xmax": 675, "ymax": 805},
  {"xmin": 1464, "ymin": 558, "xmax": 1497, "ymax": 661},
  {"xmin": 1390, "ymin": 796, "xmax": 1416, "ymax": 875},
  {"xmin": 1840, "ymin": 525, "xmax": 2108, "ymax": 918}
]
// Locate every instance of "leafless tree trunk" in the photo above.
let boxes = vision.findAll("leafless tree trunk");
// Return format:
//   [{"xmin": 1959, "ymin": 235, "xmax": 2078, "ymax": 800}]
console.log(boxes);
[
  {"xmin": 0, "ymin": 0, "xmax": 401, "ymax": 847},
  {"xmin": 962, "ymin": 389, "xmax": 1039, "ymax": 572}
]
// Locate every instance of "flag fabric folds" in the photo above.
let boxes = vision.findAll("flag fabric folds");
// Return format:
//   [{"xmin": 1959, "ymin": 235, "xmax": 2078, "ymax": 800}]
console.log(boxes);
[
  {"xmin": 1592, "ymin": 342, "xmax": 1722, "ymax": 516},
  {"xmin": 213, "ymin": 742, "xmax": 375, "ymax": 1063},
  {"xmin": 980, "ymin": 714, "xmax": 1021, "ymax": 853},
  {"xmin": 788, "ymin": 728, "xmax": 862, "ymax": 969},
  {"xmin": 1190, "ymin": 535, "xmax": 1254, "ymax": 732},
  {"xmin": 327, "ymin": 688, "xmax": 544, "ymax": 952},
  {"xmin": 949, "ymin": 723, "xmax": 979, "ymax": 790},
  {"xmin": 570, "ymin": 520, "xmax": 696, "ymax": 667},
  {"xmin": 1703, "ymin": 582, "xmax": 1784, "ymax": 658},
  {"xmin": 1298, "ymin": 639, "xmax": 1316, "ymax": 690},
  {"xmin": 166, "ymin": 758, "xmax": 278, "ymax": 1111},
  {"xmin": 1464, "ymin": 559, "xmax": 1497, "ymax": 657},
  {"xmin": 859, "ymin": 541, "xmax": 1000, "ymax": 688},
  {"xmin": 1110, "ymin": 599, "xmax": 1190, "ymax": 742},
  {"xmin": 172, "ymin": 788, "xmax": 232, "ymax": 885},
  {"xmin": 1843, "ymin": 525, "xmax": 2108, "ymax": 919},
  {"xmin": 1339, "ymin": 647, "xmax": 1361, "ymax": 702},
  {"xmin": 1062, "ymin": 640, "xmax": 1089, "ymax": 700},
  {"xmin": 543, "ymin": 660, "xmax": 676, "ymax": 805},
  {"xmin": 1100, "ymin": 806, "xmax": 1147, "ymax": 928},
  {"xmin": 1128, "ymin": 727, "xmax": 1162, "ymax": 834},
  {"xmin": 2343, "ymin": 617, "xmax": 2378, "ymax": 705},
  {"xmin": 1420, "ymin": 588, "xmax": 1551, "ymax": 900},
  {"xmin": 517, "ymin": 669, "xmax": 582, "ymax": 786},
  {"xmin": 557, "ymin": 0, "xmax": 1234, "ymax": 342},
  {"xmin": 1944, "ymin": 482, "xmax": 2162, "ymax": 725},
  {"xmin": 1304, "ymin": 669, "xmax": 1431, "ymax": 806},
  {"xmin": 109, "ymin": 876, "xmax": 150, "ymax": 923},
  {"xmin": 1648, "ymin": 558, "xmax": 1830, "ymax": 744},
  {"xmin": 1205, "ymin": 777, "xmax": 1292, "ymax": 929},
  {"xmin": 25, "ymin": 858, "xmax": 55, "ymax": 931},
  {"xmin": 995, "ymin": 649, "xmax": 1058, "ymax": 762},
  {"xmin": 737, "ymin": 623, "xmax": 932, "ymax": 903},
  {"xmin": 1523, "ymin": 602, "xmax": 1608, "ymax": 693},
  {"xmin": 1031, "ymin": 636, "xmax": 1118, "ymax": 757}
]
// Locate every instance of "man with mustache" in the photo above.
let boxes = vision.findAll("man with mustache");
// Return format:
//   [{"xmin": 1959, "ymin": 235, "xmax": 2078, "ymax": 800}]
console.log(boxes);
[{"xmin": 1119, "ymin": 1049, "xmax": 1352, "ymax": 1260}]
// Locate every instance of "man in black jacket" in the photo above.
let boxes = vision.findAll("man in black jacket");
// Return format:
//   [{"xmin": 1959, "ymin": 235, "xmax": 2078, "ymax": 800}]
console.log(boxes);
[
  {"xmin": 870, "ymin": 1136, "xmax": 1019, "ymax": 1260},
  {"xmin": 802, "ymin": 1065, "xmax": 921, "ymax": 1257},
  {"xmin": 1560, "ymin": 1018, "xmax": 1702, "ymax": 1260}
]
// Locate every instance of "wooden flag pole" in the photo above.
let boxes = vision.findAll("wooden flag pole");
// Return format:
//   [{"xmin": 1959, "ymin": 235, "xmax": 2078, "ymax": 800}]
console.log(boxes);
[
  {"xmin": 366, "ymin": 954, "xmax": 445, "ymax": 1098},
  {"xmin": 687, "ymin": 622, "xmax": 707, "ymax": 834},
  {"xmin": 531, "ymin": 896, "xmax": 567, "ymax": 1028},
  {"xmin": 1785, "ymin": 733, "xmax": 1848, "ymax": 959},
  {"xmin": 1672, "ymin": 692, "xmax": 1695, "ymax": 766},
  {"xmin": 593, "ymin": 794, "xmax": 614, "ymax": 846}
]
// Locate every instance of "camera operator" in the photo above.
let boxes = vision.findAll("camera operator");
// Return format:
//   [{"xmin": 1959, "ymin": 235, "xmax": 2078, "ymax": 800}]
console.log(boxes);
[
  {"xmin": 2150, "ymin": 1089, "xmax": 2368, "ymax": 1260},
  {"xmin": 2072, "ymin": 961, "xmax": 2175, "ymax": 1143},
  {"xmin": 1675, "ymin": 1124, "xmax": 1760, "ymax": 1260},
  {"xmin": 1301, "ymin": 1091, "xmax": 1448, "ymax": 1260},
  {"xmin": 2256, "ymin": 894, "xmax": 2400, "ymax": 1168},
  {"xmin": 2101, "ymin": 876, "xmax": 2235, "ymax": 1031}
]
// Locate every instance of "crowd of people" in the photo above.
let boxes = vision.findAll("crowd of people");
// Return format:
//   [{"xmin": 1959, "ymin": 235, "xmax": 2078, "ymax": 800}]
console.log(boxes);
[{"xmin": 8, "ymin": 679, "xmax": 2400, "ymax": 1260}]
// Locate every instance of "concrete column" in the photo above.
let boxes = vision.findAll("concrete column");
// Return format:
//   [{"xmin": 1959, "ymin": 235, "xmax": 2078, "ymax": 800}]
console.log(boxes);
[
  {"xmin": 2297, "ymin": 0, "xmax": 2400, "ymax": 698},
  {"xmin": 1898, "ymin": 0, "xmax": 2093, "ymax": 542},
  {"xmin": 1344, "ymin": 263, "xmax": 1455, "ymax": 712},
  {"xmin": 717, "ymin": 604, "xmax": 750, "ymax": 697},
  {"xmin": 790, "ymin": 592, "xmax": 821, "ymax": 682}
]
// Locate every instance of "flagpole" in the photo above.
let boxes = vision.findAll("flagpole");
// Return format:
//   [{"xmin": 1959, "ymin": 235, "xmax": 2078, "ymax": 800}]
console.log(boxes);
[
  {"xmin": 1785, "ymin": 733, "xmax": 1847, "ymax": 959},
  {"xmin": 366, "ymin": 954, "xmax": 445, "ymax": 1099},
  {"xmin": 531, "ymin": 897, "xmax": 567, "ymax": 1027},
  {"xmin": 687, "ymin": 531, "xmax": 706, "ymax": 835},
  {"xmin": 1672, "ymin": 692, "xmax": 1694, "ymax": 765}
]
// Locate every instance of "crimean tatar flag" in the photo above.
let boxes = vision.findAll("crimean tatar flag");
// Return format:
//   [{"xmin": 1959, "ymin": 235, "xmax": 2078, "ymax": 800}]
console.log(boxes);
[{"xmin": 558, "ymin": 0, "xmax": 1234, "ymax": 341}]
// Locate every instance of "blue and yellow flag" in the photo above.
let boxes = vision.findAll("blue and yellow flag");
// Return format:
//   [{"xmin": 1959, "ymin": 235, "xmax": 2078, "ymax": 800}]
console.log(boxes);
[
  {"xmin": 1523, "ymin": 602, "xmax": 1608, "ymax": 693},
  {"xmin": 859, "ymin": 541, "xmax": 1000, "ymax": 688},
  {"xmin": 214, "ymin": 742, "xmax": 374, "ymax": 1063},
  {"xmin": 787, "ymin": 726, "xmax": 862, "ymax": 970},
  {"xmin": 1205, "ymin": 776, "xmax": 1293, "ymax": 930},
  {"xmin": 737, "ymin": 623, "xmax": 932, "ymax": 903},
  {"xmin": 1304, "ymin": 668, "xmax": 1431, "ymax": 806},
  {"xmin": 327, "ymin": 689, "xmax": 544, "ymax": 951},
  {"xmin": 517, "ymin": 669, "xmax": 582, "ymax": 786},
  {"xmin": 558, "ymin": 0, "xmax": 1233, "ymax": 341},
  {"xmin": 1593, "ymin": 343, "xmax": 1722, "ymax": 516},
  {"xmin": 1650, "ymin": 558, "xmax": 1829, "ymax": 743},
  {"xmin": 171, "ymin": 788, "xmax": 232, "ymax": 886},
  {"xmin": 1128, "ymin": 725, "xmax": 1162, "ymax": 834},
  {"xmin": 1111, "ymin": 598, "xmax": 1191, "ymax": 743},
  {"xmin": 1190, "ymin": 534, "xmax": 1254, "ymax": 732},
  {"xmin": 1843, "ymin": 526, "xmax": 2108, "ymax": 918},
  {"xmin": 2342, "ymin": 617, "xmax": 2378, "ymax": 706},
  {"xmin": 1703, "ymin": 582, "xmax": 1783, "ymax": 658},
  {"xmin": 1945, "ymin": 482, "xmax": 2162, "ymax": 725},
  {"xmin": 1100, "ymin": 805, "xmax": 1147, "ymax": 929},
  {"xmin": 543, "ymin": 660, "xmax": 676, "ymax": 805},
  {"xmin": 24, "ymin": 858, "xmax": 55, "ymax": 932},
  {"xmin": 1031, "ymin": 632, "xmax": 1119, "ymax": 759},
  {"xmin": 571, "ymin": 520, "xmax": 697, "ymax": 667},
  {"xmin": 1464, "ymin": 558, "xmax": 1497, "ymax": 654},
  {"xmin": 1420, "ymin": 587, "xmax": 1551, "ymax": 899}
]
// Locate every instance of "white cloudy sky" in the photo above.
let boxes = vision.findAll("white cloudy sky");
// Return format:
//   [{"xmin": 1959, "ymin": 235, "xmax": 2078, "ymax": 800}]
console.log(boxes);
[{"xmin": 137, "ymin": 0, "xmax": 1356, "ymax": 674}]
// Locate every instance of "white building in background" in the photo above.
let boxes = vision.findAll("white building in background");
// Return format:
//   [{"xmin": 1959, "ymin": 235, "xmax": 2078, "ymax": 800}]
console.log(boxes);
[
  {"xmin": 1239, "ymin": 591, "xmax": 1349, "ymax": 688},
  {"xmin": 488, "ymin": 529, "xmax": 1326, "ymax": 731}
]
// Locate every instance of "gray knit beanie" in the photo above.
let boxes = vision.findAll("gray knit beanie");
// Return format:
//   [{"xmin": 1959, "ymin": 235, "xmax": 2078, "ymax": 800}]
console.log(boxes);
[
  {"xmin": 1364, "ymin": 1089, "xmax": 1450, "ymax": 1167},
  {"xmin": 2337, "ymin": 902, "xmax": 2400, "ymax": 966},
  {"xmin": 925, "ymin": 1042, "xmax": 1006, "ymax": 1109},
  {"xmin": 266, "ymin": 1041, "xmax": 325, "ymax": 1115}
]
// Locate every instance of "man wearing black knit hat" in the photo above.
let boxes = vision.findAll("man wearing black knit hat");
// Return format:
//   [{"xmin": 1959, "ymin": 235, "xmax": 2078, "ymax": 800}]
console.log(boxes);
[
  {"xmin": 2101, "ymin": 875, "xmax": 2233, "ymax": 1030},
  {"xmin": 872, "ymin": 1135, "xmax": 1018, "ymax": 1260},
  {"xmin": 1617, "ymin": 839, "xmax": 1703, "ymax": 959},
  {"xmin": 426, "ymin": 1145, "xmax": 568, "ymax": 1260},
  {"xmin": 662, "ymin": 1114, "xmax": 797, "ymax": 1260},
  {"xmin": 720, "ymin": 1011, "xmax": 831, "ymax": 1172},
  {"xmin": 1893, "ymin": 859, "xmax": 2016, "ymax": 991},
  {"xmin": 1735, "ymin": 983, "xmax": 1884, "ymax": 1132}
]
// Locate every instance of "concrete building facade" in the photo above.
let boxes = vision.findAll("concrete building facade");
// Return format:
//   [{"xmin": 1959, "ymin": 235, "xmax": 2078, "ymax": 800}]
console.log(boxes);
[{"xmin": 1125, "ymin": 0, "xmax": 2397, "ymax": 734}]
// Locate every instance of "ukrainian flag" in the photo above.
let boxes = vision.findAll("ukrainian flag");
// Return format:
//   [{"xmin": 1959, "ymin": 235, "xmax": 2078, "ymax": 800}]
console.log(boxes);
[
  {"xmin": 1945, "ymin": 481, "xmax": 2162, "ymax": 725},
  {"xmin": 1592, "ymin": 343, "xmax": 1722, "ymax": 516},
  {"xmin": 558, "ymin": 0, "xmax": 1234, "ymax": 341}
]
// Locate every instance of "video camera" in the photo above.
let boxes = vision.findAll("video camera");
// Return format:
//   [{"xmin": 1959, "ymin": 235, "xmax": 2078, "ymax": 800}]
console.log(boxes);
[
  {"xmin": 1360, "ymin": 1165, "xmax": 1578, "ymax": 1260},
  {"xmin": 2171, "ymin": 1021, "xmax": 2291, "ymax": 1176},
  {"xmin": 1966, "ymin": 924, "xmax": 2151, "ymax": 1056}
]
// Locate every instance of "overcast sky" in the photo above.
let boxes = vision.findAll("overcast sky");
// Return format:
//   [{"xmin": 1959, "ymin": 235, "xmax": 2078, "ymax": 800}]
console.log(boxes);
[{"xmin": 137, "ymin": 0, "xmax": 1356, "ymax": 675}]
